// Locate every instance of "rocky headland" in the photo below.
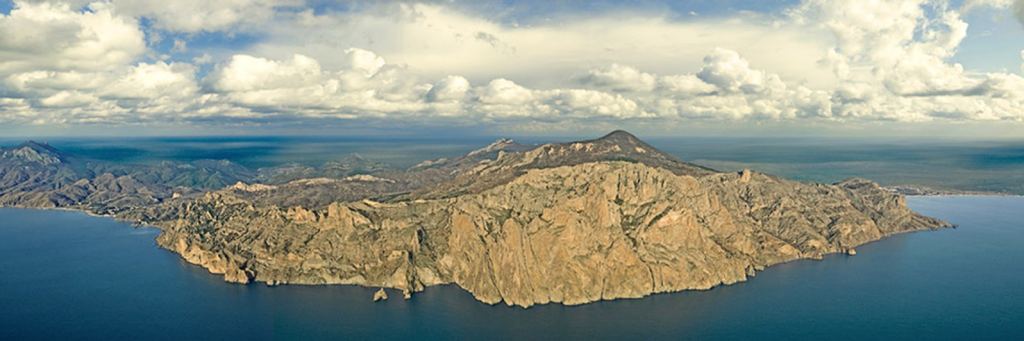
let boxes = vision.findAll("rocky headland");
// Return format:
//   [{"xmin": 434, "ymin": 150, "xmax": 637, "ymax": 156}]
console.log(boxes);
[{"xmin": 0, "ymin": 131, "xmax": 950, "ymax": 307}]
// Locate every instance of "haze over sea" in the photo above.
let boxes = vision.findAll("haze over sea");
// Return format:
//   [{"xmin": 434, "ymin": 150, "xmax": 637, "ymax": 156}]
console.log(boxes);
[{"xmin": 2, "ymin": 136, "xmax": 1022, "ymax": 194}]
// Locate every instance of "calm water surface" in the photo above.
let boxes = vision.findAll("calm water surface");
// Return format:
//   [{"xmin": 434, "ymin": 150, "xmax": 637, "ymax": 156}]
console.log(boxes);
[{"xmin": 1, "ymin": 196, "xmax": 1022, "ymax": 340}]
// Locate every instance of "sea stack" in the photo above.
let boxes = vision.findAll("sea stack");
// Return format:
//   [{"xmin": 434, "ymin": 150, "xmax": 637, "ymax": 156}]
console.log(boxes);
[{"xmin": 373, "ymin": 288, "xmax": 388, "ymax": 302}]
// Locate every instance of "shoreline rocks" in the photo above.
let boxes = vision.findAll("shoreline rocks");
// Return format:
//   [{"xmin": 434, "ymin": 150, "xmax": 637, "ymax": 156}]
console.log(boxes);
[{"xmin": 373, "ymin": 288, "xmax": 388, "ymax": 302}]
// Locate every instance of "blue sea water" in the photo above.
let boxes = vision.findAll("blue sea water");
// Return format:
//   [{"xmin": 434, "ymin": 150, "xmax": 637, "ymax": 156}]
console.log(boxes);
[{"xmin": 0, "ymin": 196, "xmax": 1022, "ymax": 340}]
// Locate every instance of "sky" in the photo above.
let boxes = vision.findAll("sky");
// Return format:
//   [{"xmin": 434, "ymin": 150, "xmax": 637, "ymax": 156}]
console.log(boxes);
[{"xmin": 0, "ymin": 0, "xmax": 1023, "ymax": 138}]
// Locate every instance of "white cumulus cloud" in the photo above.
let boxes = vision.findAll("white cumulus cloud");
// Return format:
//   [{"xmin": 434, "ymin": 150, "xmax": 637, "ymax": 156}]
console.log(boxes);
[
  {"xmin": 579, "ymin": 64, "xmax": 657, "ymax": 92},
  {"xmin": 1, "ymin": 0, "xmax": 1023, "ymax": 130},
  {"xmin": 0, "ymin": 1, "xmax": 145, "ymax": 75}
]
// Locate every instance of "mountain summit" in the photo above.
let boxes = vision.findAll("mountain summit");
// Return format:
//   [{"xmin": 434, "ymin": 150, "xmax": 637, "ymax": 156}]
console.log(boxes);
[
  {"xmin": 2, "ymin": 141, "xmax": 65, "ymax": 165},
  {"xmin": 492, "ymin": 130, "xmax": 713, "ymax": 177},
  {"xmin": 403, "ymin": 130, "xmax": 711, "ymax": 199},
  {"xmin": 585, "ymin": 130, "xmax": 653, "ymax": 154},
  {"xmin": 595, "ymin": 129, "xmax": 641, "ymax": 143},
  {"xmin": 568, "ymin": 130, "xmax": 708, "ymax": 174}
]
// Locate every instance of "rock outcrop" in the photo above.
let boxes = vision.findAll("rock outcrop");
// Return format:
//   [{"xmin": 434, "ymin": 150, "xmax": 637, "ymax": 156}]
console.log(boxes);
[{"xmin": 373, "ymin": 288, "xmax": 388, "ymax": 302}]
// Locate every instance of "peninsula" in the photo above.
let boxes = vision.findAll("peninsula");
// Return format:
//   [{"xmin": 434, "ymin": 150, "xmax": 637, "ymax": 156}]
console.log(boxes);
[{"xmin": 0, "ymin": 131, "xmax": 949, "ymax": 307}]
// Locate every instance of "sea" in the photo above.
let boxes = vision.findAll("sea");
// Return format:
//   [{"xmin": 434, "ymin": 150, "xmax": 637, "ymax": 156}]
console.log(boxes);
[{"xmin": 1, "ymin": 197, "xmax": 1022, "ymax": 339}]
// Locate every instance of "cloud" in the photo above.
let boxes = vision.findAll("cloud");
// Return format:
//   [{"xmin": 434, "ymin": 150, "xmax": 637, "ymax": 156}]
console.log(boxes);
[
  {"xmin": 475, "ymin": 78, "xmax": 533, "ymax": 105},
  {"xmin": 210, "ymin": 54, "xmax": 324, "ymax": 92},
  {"xmin": 113, "ymin": 0, "xmax": 298, "ymax": 33},
  {"xmin": 205, "ymin": 50, "xmax": 433, "ymax": 117},
  {"xmin": 426, "ymin": 75, "xmax": 470, "ymax": 102},
  {"xmin": 101, "ymin": 62, "xmax": 197, "ymax": 100},
  {"xmin": 579, "ymin": 64, "xmax": 656, "ymax": 92},
  {"xmin": 2, "ymin": 61, "xmax": 202, "ymax": 123},
  {"xmin": 697, "ymin": 48, "xmax": 783, "ymax": 94},
  {"xmin": 38, "ymin": 90, "xmax": 97, "ymax": 108},
  {"xmin": 0, "ymin": 97, "xmax": 35, "ymax": 123},
  {"xmin": 964, "ymin": 0, "xmax": 1024, "ymax": 26},
  {"xmin": 536, "ymin": 89, "xmax": 647, "ymax": 119},
  {"xmin": 786, "ymin": 0, "xmax": 1022, "ymax": 121},
  {"xmin": 203, "ymin": 52, "xmax": 659, "ymax": 122},
  {"xmin": 0, "ymin": 1, "xmax": 208, "ymax": 125},
  {"xmin": 641, "ymin": 49, "xmax": 832, "ymax": 120},
  {"xmin": 469, "ymin": 81, "xmax": 649, "ymax": 120},
  {"xmin": 1018, "ymin": 0, "xmax": 1024, "ymax": 26},
  {"xmin": 0, "ymin": 1, "xmax": 145, "ymax": 75},
  {"xmin": 1, "ymin": 0, "xmax": 1023, "ymax": 130},
  {"xmin": 656, "ymin": 75, "xmax": 716, "ymax": 97},
  {"xmin": 250, "ymin": 3, "xmax": 837, "ymax": 89},
  {"xmin": 341, "ymin": 48, "xmax": 387, "ymax": 76},
  {"xmin": 791, "ymin": 0, "xmax": 972, "ymax": 93}
]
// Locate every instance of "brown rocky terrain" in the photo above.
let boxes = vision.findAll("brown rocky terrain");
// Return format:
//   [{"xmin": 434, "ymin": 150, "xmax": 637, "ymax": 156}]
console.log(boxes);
[
  {"xmin": 0, "ymin": 132, "xmax": 950, "ymax": 307},
  {"xmin": 138, "ymin": 131, "xmax": 949, "ymax": 307}
]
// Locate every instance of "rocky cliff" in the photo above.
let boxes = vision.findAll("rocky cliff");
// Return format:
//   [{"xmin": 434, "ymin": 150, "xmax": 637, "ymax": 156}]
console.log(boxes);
[{"xmin": 143, "ymin": 132, "xmax": 948, "ymax": 307}]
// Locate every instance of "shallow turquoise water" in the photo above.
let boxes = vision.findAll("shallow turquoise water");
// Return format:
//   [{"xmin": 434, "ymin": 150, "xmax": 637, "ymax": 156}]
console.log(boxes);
[{"xmin": 1, "ymin": 196, "xmax": 1022, "ymax": 340}]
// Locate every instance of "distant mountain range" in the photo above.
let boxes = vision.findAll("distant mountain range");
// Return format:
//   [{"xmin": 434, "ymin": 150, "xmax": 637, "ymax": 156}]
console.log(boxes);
[{"xmin": 0, "ymin": 131, "xmax": 949, "ymax": 307}]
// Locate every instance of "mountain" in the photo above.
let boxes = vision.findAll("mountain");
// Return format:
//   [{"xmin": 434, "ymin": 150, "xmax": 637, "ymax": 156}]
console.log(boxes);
[
  {"xmin": 1, "ymin": 141, "xmax": 66, "ymax": 165},
  {"xmin": 141, "ymin": 131, "xmax": 949, "ymax": 307},
  {"xmin": 0, "ymin": 141, "xmax": 90, "ymax": 207},
  {"xmin": 520, "ymin": 130, "xmax": 712, "ymax": 176},
  {"xmin": 256, "ymin": 154, "xmax": 391, "ymax": 184},
  {"xmin": 404, "ymin": 130, "xmax": 713, "ymax": 200},
  {"xmin": 221, "ymin": 138, "xmax": 534, "ymax": 209},
  {"xmin": 0, "ymin": 142, "xmax": 253, "ymax": 212}
]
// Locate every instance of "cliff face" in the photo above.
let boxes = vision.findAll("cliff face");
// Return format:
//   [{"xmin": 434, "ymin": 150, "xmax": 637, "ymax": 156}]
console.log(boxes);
[{"xmin": 156, "ymin": 161, "xmax": 946, "ymax": 307}]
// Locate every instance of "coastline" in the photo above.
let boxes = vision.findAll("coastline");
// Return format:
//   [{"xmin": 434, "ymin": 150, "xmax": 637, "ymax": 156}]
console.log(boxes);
[
  {"xmin": 0, "ymin": 204, "xmax": 157, "ymax": 228},
  {"xmin": 0, "ymin": 203, "xmax": 955, "ymax": 309},
  {"xmin": 885, "ymin": 185, "xmax": 1019, "ymax": 197},
  {"xmin": 903, "ymin": 193, "xmax": 1023, "ymax": 198},
  {"xmin": 0, "ymin": 193, "xmax": 962, "ymax": 308},
  {"xmin": 4, "ymin": 195, "xmax": 1022, "ymax": 339}
]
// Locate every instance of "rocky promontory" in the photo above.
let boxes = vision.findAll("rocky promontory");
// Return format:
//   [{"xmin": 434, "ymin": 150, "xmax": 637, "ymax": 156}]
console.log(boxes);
[
  {"xmin": 151, "ymin": 132, "xmax": 949, "ymax": 307},
  {"xmin": 0, "ymin": 132, "xmax": 950, "ymax": 307}
]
